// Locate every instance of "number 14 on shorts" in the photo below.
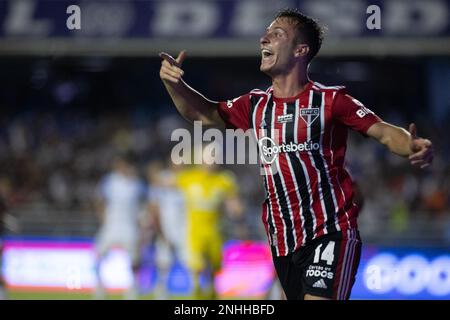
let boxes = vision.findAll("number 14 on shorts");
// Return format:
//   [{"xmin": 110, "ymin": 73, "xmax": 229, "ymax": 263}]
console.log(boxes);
[{"xmin": 313, "ymin": 241, "xmax": 335, "ymax": 265}]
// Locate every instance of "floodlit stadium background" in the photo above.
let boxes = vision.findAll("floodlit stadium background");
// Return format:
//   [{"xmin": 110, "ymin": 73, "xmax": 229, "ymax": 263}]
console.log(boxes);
[{"xmin": 0, "ymin": 0, "xmax": 449, "ymax": 300}]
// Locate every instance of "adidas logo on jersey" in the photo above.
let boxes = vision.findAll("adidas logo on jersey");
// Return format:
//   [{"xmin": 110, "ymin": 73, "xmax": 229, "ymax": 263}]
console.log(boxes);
[{"xmin": 312, "ymin": 279, "xmax": 328, "ymax": 289}]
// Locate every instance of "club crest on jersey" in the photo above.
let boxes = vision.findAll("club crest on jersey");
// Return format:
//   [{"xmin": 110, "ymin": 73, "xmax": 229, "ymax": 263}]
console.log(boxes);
[
  {"xmin": 300, "ymin": 108, "xmax": 320, "ymax": 126},
  {"xmin": 277, "ymin": 114, "xmax": 293, "ymax": 124}
]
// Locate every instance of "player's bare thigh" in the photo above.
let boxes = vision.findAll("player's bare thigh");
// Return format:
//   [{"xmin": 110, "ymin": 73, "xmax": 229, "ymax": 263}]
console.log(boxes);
[{"xmin": 304, "ymin": 294, "xmax": 330, "ymax": 300}]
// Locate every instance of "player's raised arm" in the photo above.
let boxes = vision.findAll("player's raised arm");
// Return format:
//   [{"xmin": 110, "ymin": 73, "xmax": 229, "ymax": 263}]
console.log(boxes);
[
  {"xmin": 159, "ymin": 50, "xmax": 225, "ymax": 127},
  {"xmin": 366, "ymin": 122, "xmax": 434, "ymax": 169},
  {"xmin": 332, "ymin": 92, "xmax": 433, "ymax": 169}
]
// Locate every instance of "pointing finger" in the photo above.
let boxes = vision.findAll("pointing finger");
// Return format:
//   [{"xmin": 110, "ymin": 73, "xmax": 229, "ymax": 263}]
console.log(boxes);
[{"xmin": 176, "ymin": 50, "xmax": 186, "ymax": 66}]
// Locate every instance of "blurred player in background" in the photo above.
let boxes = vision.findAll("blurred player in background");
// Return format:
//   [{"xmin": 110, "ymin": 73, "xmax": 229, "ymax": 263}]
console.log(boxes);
[
  {"xmin": 176, "ymin": 145, "xmax": 243, "ymax": 299},
  {"xmin": 159, "ymin": 9, "xmax": 434, "ymax": 300},
  {"xmin": 0, "ymin": 177, "xmax": 19, "ymax": 300},
  {"xmin": 93, "ymin": 154, "xmax": 147, "ymax": 300},
  {"xmin": 146, "ymin": 160, "xmax": 188, "ymax": 299}
]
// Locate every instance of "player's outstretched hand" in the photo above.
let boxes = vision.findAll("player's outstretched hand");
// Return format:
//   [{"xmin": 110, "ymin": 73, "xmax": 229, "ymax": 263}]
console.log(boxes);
[
  {"xmin": 159, "ymin": 50, "xmax": 186, "ymax": 84},
  {"xmin": 408, "ymin": 123, "xmax": 434, "ymax": 169}
]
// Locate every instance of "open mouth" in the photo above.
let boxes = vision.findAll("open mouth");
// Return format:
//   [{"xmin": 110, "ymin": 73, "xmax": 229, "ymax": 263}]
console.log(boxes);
[{"xmin": 261, "ymin": 49, "xmax": 274, "ymax": 59}]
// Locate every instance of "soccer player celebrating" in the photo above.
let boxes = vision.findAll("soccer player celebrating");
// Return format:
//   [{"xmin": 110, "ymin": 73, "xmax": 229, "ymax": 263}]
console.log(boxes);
[{"xmin": 159, "ymin": 9, "xmax": 434, "ymax": 300}]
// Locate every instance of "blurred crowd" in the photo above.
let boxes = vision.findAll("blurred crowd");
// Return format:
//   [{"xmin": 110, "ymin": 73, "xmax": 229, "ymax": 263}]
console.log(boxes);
[{"xmin": 0, "ymin": 57, "xmax": 449, "ymax": 245}]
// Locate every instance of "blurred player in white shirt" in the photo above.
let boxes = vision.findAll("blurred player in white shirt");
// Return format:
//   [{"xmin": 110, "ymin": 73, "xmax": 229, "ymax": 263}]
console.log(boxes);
[
  {"xmin": 146, "ymin": 161, "xmax": 188, "ymax": 299},
  {"xmin": 93, "ymin": 155, "xmax": 147, "ymax": 300},
  {"xmin": 0, "ymin": 177, "xmax": 18, "ymax": 300}
]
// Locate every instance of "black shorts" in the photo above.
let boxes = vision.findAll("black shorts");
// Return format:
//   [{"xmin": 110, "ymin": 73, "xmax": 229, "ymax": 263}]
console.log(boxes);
[{"xmin": 272, "ymin": 229, "xmax": 362, "ymax": 300}]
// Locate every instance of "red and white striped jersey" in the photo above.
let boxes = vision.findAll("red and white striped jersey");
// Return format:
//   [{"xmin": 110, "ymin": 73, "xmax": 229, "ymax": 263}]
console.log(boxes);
[{"xmin": 217, "ymin": 80, "xmax": 382, "ymax": 257}]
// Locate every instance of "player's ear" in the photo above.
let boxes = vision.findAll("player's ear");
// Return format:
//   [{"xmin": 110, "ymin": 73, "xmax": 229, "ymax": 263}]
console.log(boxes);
[{"xmin": 294, "ymin": 44, "xmax": 309, "ymax": 58}]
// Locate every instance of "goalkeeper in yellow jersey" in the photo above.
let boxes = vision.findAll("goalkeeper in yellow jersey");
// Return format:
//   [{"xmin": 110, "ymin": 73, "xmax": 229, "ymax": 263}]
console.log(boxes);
[{"xmin": 176, "ymin": 158, "xmax": 243, "ymax": 299}]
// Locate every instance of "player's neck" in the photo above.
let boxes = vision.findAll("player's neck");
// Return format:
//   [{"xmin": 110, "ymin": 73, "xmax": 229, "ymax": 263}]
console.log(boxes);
[{"xmin": 271, "ymin": 66, "xmax": 310, "ymax": 98}]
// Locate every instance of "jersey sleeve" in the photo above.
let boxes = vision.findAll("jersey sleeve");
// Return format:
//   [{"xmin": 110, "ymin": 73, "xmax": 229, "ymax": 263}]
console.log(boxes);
[
  {"xmin": 332, "ymin": 92, "xmax": 382, "ymax": 136},
  {"xmin": 217, "ymin": 93, "xmax": 252, "ymax": 130}
]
